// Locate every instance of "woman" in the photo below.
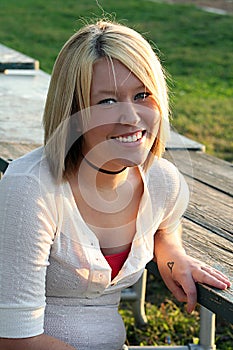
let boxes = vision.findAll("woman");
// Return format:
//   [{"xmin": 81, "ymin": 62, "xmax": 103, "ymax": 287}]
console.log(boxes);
[{"xmin": 0, "ymin": 20, "xmax": 230, "ymax": 350}]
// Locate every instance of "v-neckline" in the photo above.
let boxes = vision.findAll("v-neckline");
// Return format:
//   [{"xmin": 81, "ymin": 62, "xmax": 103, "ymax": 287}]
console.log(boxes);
[{"xmin": 63, "ymin": 165, "xmax": 149, "ymax": 248}]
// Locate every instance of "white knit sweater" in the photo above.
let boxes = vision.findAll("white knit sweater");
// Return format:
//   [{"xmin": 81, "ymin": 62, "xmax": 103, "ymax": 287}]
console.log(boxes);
[{"xmin": 0, "ymin": 147, "xmax": 189, "ymax": 349}]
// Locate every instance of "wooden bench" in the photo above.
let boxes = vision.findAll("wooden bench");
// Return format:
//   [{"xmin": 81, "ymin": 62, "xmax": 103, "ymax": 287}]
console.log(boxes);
[
  {"xmin": 165, "ymin": 150, "xmax": 232, "ymax": 322},
  {"xmin": 0, "ymin": 43, "xmax": 39, "ymax": 72}
]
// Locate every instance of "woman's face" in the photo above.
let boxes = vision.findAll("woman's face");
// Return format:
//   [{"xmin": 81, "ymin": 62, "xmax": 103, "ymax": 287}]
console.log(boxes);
[{"xmin": 81, "ymin": 58, "xmax": 160, "ymax": 170}]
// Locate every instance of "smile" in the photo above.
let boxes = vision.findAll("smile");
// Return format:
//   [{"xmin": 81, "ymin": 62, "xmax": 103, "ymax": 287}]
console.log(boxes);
[{"xmin": 112, "ymin": 131, "xmax": 145, "ymax": 143}]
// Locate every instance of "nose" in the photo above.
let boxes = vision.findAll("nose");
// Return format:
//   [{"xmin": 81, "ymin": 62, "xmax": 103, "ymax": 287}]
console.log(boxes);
[{"xmin": 119, "ymin": 102, "xmax": 141, "ymax": 126}]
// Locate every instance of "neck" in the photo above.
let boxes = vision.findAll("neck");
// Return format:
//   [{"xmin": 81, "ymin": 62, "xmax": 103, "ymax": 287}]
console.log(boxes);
[{"xmin": 78, "ymin": 154, "xmax": 130, "ymax": 191}]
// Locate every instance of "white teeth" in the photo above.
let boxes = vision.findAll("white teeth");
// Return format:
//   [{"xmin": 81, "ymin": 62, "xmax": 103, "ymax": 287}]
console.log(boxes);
[{"xmin": 115, "ymin": 131, "xmax": 143, "ymax": 143}]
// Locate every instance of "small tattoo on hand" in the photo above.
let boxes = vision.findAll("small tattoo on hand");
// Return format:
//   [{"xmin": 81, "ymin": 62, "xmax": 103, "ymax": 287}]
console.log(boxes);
[{"xmin": 167, "ymin": 261, "xmax": 174, "ymax": 272}]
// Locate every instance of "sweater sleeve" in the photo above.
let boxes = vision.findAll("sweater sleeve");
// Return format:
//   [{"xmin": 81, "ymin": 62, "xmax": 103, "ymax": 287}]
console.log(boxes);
[
  {"xmin": 0, "ymin": 173, "xmax": 56, "ymax": 338},
  {"xmin": 158, "ymin": 161, "xmax": 189, "ymax": 233}
]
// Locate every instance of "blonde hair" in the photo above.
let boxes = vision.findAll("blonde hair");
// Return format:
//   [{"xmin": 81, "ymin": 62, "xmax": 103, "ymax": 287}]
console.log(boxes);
[{"xmin": 43, "ymin": 20, "xmax": 170, "ymax": 181}]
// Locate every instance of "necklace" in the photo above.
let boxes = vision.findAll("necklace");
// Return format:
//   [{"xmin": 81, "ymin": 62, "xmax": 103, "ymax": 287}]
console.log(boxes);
[{"xmin": 81, "ymin": 154, "xmax": 127, "ymax": 175}]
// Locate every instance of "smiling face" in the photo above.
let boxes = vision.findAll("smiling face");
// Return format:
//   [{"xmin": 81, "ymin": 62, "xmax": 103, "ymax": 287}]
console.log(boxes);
[{"xmin": 81, "ymin": 58, "xmax": 161, "ymax": 171}]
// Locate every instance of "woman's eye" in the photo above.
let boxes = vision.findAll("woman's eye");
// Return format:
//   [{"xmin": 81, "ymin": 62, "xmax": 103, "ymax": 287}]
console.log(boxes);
[
  {"xmin": 134, "ymin": 92, "xmax": 151, "ymax": 101},
  {"xmin": 98, "ymin": 98, "xmax": 117, "ymax": 105}
]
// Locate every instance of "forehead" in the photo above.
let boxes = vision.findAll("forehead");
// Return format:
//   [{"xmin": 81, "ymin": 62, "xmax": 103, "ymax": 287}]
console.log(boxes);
[{"xmin": 91, "ymin": 57, "xmax": 143, "ymax": 92}]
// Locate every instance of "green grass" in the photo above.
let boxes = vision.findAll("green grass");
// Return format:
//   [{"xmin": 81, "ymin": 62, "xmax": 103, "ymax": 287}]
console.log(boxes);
[
  {"xmin": 120, "ymin": 274, "xmax": 200, "ymax": 347},
  {"xmin": 0, "ymin": 1, "xmax": 232, "ymax": 347},
  {"xmin": 120, "ymin": 273, "xmax": 233, "ymax": 349},
  {"xmin": 0, "ymin": 0, "xmax": 232, "ymax": 161}
]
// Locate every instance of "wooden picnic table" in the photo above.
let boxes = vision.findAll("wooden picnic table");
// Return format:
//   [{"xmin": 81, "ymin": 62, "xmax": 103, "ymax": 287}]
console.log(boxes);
[
  {"xmin": 146, "ymin": 150, "xmax": 233, "ymax": 327},
  {"xmin": 144, "ymin": 149, "xmax": 233, "ymax": 350}
]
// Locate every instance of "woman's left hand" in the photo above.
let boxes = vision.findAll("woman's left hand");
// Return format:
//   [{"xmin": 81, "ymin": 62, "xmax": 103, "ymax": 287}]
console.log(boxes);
[{"xmin": 156, "ymin": 250, "xmax": 231, "ymax": 313}]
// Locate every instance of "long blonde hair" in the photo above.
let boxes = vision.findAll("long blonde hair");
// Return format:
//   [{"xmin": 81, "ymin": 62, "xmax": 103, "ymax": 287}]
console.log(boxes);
[{"xmin": 43, "ymin": 20, "xmax": 170, "ymax": 181}]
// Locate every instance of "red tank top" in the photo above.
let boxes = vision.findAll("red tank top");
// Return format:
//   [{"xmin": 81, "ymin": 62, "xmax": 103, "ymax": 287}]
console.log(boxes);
[{"xmin": 104, "ymin": 247, "xmax": 131, "ymax": 280}]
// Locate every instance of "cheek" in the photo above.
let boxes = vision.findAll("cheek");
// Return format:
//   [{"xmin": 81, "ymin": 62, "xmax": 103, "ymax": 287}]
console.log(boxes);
[
  {"xmin": 142, "ymin": 108, "xmax": 161, "ymax": 135},
  {"xmin": 81, "ymin": 105, "xmax": 119, "ymax": 133},
  {"xmin": 82, "ymin": 125, "xmax": 113, "ymax": 145}
]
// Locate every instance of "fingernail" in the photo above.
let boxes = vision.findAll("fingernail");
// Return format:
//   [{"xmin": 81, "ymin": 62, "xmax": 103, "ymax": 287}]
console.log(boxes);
[{"xmin": 187, "ymin": 306, "xmax": 193, "ymax": 314}]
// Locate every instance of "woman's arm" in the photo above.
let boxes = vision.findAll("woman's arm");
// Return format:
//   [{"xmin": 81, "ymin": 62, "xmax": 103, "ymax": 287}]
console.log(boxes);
[
  {"xmin": 154, "ymin": 224, "xmax": 231, "ymax": 313},
  {"xmin": 0, "ymin": 334, "xmax": 76, "ymax": 350},
  {"xmin": 0, "ymin": 174, "xmax": 57, "ymax": 339}
]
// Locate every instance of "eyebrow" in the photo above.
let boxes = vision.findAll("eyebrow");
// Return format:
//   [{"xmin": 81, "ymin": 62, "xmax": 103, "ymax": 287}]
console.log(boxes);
[
  {"xmin": 92, "ymin": 84, "xmax": 147, "ymax": 97},
  {"xmin": 92, "ymin": 90, "xmax": 117, "ymax": 96}
]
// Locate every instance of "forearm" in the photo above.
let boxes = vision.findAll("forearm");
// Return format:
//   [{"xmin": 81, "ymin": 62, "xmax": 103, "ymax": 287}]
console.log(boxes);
[
  {"xmin": 153, "ymin": 224, "xmax": 185, "ymax": 262},
  {"xmin": 153, "ymin": 223, "xmax": 231, "ymax": 313},
  {"xmin": 0, "ymin": 334, "xmax": 76, "ymax": 350}
]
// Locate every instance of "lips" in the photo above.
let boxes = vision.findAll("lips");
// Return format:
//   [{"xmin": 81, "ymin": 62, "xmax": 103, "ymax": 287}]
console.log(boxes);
[{"xmin": 111, "ymin": 130, "xmax": 146, "ymax": 143}]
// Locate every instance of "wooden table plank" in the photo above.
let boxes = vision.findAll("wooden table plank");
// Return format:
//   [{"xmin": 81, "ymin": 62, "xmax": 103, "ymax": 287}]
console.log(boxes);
[
  {"xmin": 165, "ymin": 150, "xmax": 233, "ymax": 196},
  {"xmin": 197, "ymin": 284, "xmax": 233, "ymax": 324},
  {"xmin": 0, "ymin": 142, "xmax": 39, "ymax": 161},
  {"xmin": 182, "ymin": 219, "xmax": 233, "ymax": 323},
  {"xmin": 148, "ymin": 218, "xmax": 233, "ymax": 323},
  {"xmin": 165, "ymin": 150, "xmax": 233, "ymax": 242},
  {"xmin": 182, "ymin": 219, "xmax": 232, "ymax": 277},
  {"xmin": 0, "ymin": 44, "xmax": 39, "ymax": 72},
  {"xmin": 184, "ymin": 175, "xmax": 233, "ymax": 242},
  {"xmin": 166, "ymin": 130, "xmax": 205, "ymax": 151}
]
